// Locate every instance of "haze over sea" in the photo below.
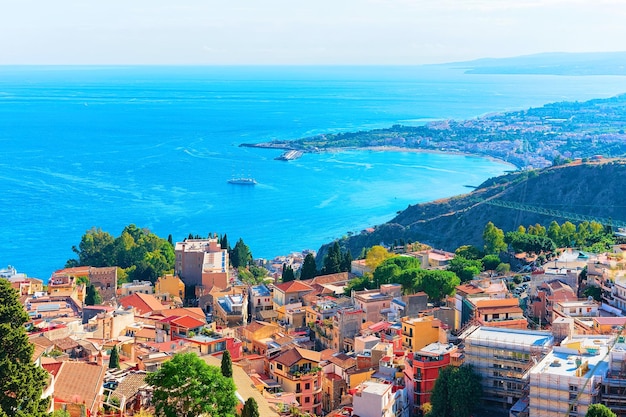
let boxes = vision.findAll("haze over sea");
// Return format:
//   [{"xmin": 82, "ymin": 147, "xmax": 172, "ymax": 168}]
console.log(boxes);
[{"xmin": 3, "ymin": 65, "xmax": 626, "ymax": 281}]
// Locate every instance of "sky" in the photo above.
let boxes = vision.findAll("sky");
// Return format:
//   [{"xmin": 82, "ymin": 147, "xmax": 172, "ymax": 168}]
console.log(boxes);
[{"xmin": 1, "ymin": 0, "xmax": 625, "ymax": 65}]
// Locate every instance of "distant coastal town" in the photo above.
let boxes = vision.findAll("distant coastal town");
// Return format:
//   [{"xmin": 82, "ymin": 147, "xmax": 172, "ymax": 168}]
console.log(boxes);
[{"xmin": 242, "ymin": 93, "xmax": 626, "ymax": 170}]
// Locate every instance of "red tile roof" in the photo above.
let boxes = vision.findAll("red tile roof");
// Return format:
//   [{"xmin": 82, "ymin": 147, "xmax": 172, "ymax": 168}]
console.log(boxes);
[
  {"xmin": 171, "ymin": 315, "xmax": 205, "ymax": 329},
  {"xmin": 53, "ymin": 362, "xmax": 107, "ymax": 414},
  {"xmin": 160, "ymin": 307, "xmax": 206, "ymax": 322},
  {"xmin": 273, "ymin": 280, "xmax": 314, "ymax": 294},
  {"xmin": 119, "ymin": 292, "xmax": 165, "ymax": 315}
]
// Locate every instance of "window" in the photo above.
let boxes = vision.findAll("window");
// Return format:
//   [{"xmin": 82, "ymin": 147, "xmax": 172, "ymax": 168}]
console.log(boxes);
[
  {"xmin": 277, "ymin": 363, "xmax": 283, "ymax": 370},
  {"xmin": 296, "ymin": 383, "xmax": 301, "ymax": 393},
  {"xmin": 305, "ymin": 397, "xmax": 310, "ymax": 403},
  {"xmin": 305, "ymin": 383, "xmax": 310, "ymax": 390}
]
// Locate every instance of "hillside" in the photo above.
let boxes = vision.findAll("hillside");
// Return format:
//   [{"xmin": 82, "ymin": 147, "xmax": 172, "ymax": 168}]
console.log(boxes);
[{"xmin": 318, "ymin": 159, "xmax": 626, "ymax": 260}]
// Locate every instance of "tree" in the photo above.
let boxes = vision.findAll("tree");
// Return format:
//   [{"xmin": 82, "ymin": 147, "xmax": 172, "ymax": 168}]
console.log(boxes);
[
  {"xmin": 583, "ymin": 285, "xmax": 602, "ymax": 302},
  {"xmin": 241, "ymin": 397, "xmax": 260, "ymax": 417},
  {"xmin": 373, "ymin": 263, "xmax": 401, "ymax": 288},
  {"xmin": 221, "ymin": 349, "xmax": 233, "ymax": 378},
  {"xmin": 281, "ymin": 264, "xmax": 295, "ymax": 283},
  {"xmin": 146, "ymin": 352, "xmax": 237, "ymax": 417},
  {"xmin": 85, "ymin": 284, "xmax": 102, "ymax": 306},
  {"xmin": 322, "ymin": 241, "xmax": 342, "ymax": 274},
  {"xmin": 340, "ymin": 249, "xmax": 353, "ymax": 273},
  {"xmin": 71, "ymin": 226, "xmax": 115, "ymax": 266},
  {"xmin": 364, "ymin": 245, "xmax": 394, "ymax": 271},
  {"xmin": 51, "ymin": 411, "xmax": 71, "ymax": 417},
  {"xmin": 419, "ymin": 270, "xmax": 460, "ymax": 303},
  {"xmin": 231, "ymin": 238, "xmax": 252, "ymax": 268},
  {"xmin": 481, "ymin": 254, "xmax": 501, "ymax": 271},
  {"xmin": 300, "ymin": 253, "xmax": 318, "ymax": 280},
  {"xmin": 0, "ymin": 279, "xmax": 50, "ymax": 416},
  {"xmin": 483, "ymin": 222, "xmax": 507, "ymax": 254},
  {"xmin": 586, "ymin": 404, "xmax": 617, "ymax": 417},
  {"xmin": 429, "ymin": 365, "xmax": 482, "ymax": 417},
  {"xmin": 447, "ymin": 256, "xmax": 482, "ymax": 283},
  {"xmin": 454, "ymin": 245, "xmax": 483, "ymax": 260},
  {"xmin": 109, "ymin": 345, "xmax": 120, "ymax": 369}
]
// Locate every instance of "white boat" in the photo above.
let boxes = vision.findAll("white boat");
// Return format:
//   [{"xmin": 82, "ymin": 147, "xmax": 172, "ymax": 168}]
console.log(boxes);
[{"xmin": 227, "ymin": 177, "xmax": 257, "ymax": 185}]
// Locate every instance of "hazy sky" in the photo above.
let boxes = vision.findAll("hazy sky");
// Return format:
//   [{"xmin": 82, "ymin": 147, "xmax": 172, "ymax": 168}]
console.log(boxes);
[{"xmin": 1, "ymin": 0, "xmax": 624, "ymax": 65}]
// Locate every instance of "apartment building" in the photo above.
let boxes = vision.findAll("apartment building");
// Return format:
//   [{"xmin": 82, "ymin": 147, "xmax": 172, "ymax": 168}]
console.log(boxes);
[
  {"xmin": 269, "ymin": 347, "xmax": 323, "ymax": 415},
  {"xmin": 529, "ymin": 336, "xmax": 610, "ymax": 417},
  {"xmin": 175, "ymin": 238, "xmax": 229, "ymax": 287},
  {"xmin": 463, "ymin": 326, "xmax": 553, "ymax": 408}
]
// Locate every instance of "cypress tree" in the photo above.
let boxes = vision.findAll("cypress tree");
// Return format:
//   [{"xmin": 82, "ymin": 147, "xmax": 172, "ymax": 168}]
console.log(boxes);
[
  {"xmin": 85, "ymin": 283, "xmax": 102, "ymax": 305},
  {"xmin": 300, "ymin": 253, "xmax": 318, "ymax": 280},
  {"xmin": 0, "ymin": 279, "xmax": 50, "ymax": 416},
  {"xmin": 221, "ymin": 349, "xmax": 233, "ymax": 378},
  {"xmin": 281, "ymin": 264, "xmax": 295, "ymax": 282},
  {"xmin": 241, "ymin": 397, "xmax": 260, "ymax": 417},
  {"xmin": 109, "ymin": 345, "xmax": 120, "ymax": 369}
]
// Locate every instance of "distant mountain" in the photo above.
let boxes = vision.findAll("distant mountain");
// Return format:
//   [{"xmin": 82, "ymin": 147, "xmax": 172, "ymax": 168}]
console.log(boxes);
[
  {"xmin": 445, "ymin": 51, "xmax": 626, "ymax": 75},
  {"xmin": 317, "ymin": 159, "xmax": 626, "ymax": 261}
]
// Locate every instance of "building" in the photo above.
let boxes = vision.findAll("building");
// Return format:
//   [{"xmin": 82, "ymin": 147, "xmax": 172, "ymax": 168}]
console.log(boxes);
[
  {"xmin": 404, "ymin": 342, "xmax": 460, "ymax": 416},
  {"xmin": 269, "ymin": 347, "xmax": 323, "ymax": 415},
  {"xmin": 321, "ymin": 352, "xmax": 356, "ymax": 413},
  {"xmin": 88, "ymin": 267, "xmax": 118, "ymax": 301},
  {"xmin": 529, "ymin": 336, "xmax": 610, "ymax": 417},
  {"xmin": 530, "ymin": 279, "xmax": 578, "ymax": 324},
  {"xmin": 351, "ymin": 380, "xmax": 409, "ymax": 417},
  {"xmin": 248, "ymin": 284, "xmax": 273, "ymax": 315},
  {"xmin": 462, "ymin": 326, "xmax": 553, "ymax": 408},
  {"xmin": 401, "ymin": 315, "xmax": 446, "ymax": 352},
  {"xmin": 214, "ymin": 293, "xmax": 248, "ymax": 327},
  {"xmin": 332, "ymin": 307, "xmax": 365, "ymax": 352},
  {"xmin": 353, "ymin": 284, "xmax": 402, "ymax": 323},
  {"xmin": 175, "ymin": 238, "xmax": 229, "ymax": 287},
  {"xmin": 120, "ymin": 280, "xmax": 154, "ymax": 296},
  {"xmin": 454, "ymin": 278, "xmax": 509, "ymax": 329},
  {"xmin": 601, "ymin": 336, "xmax": 626, "ymax": 416},
  {"xmin": 471, "ymin": 297, "xmax": 528, "ymax": 329},
  {"xmin": 272, "ymin": 280, "xmax": 314, "ymax": 308},
  {"xmin": 155, "ymin": 274, "xmax": 185, "ymax": 300}
]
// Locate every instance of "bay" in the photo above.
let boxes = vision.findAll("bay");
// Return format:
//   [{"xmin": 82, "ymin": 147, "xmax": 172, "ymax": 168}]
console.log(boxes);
[{"xmin": 2, "ymin": 65, "xmax": 626, "ymax": 280}]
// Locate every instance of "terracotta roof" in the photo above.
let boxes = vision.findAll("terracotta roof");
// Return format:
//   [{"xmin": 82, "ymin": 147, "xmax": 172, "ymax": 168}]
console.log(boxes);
[
  {"xmin": 474, "ymin": 298, "xmax": 521, "ymax": 308},
  {"xmin": 53, "ymin": 361, "xmax": 107, "ymax": 414},
  {"xmin": 171, "ymin": 315, "xmax": 205, "ymax": 329},
  {"xmin": 273, "ymin": 280, "xmax": 314, "ymax": 294},
  {"xmin": 112, "ymin": 372, "xmax": 148, "ymax": 401},
  {"xmin": 327, "ymin": 353, "xmax": 356, "ymax": 369},
  {"xmin": 456, "ymin": 283, "xmax": 484, "ymax": 295},
  {"xmin": 30, "ymin": 334, "xmax": 54, "ymax": 348},
  {"xmin": 54, "ymin": 337, "xmax": 80, "ymax": 351},
  {"xmin": 305, "ymin": 272, "xmax": 349, "ymax": 286},
  {"xmin": 594, "ymin": 317, "xmax": 626, "ymax": 326},
  {"xmin": 160, "ymin": 307, "xmax": 206, "ymax": 321},
  {"xmin": 258, "ymin": 310, "xmax": 278, "ymax": 319},
  {"xmin": 43, "ymin": 362, "xmax": 63, "ymax": 377},
  {"xmin": 243, "ymin": 321, "xmax": 267, "ymax": 333},
  {"xmin": 295, "ymin": 347, "xmax": 322, "ymax": 363},
  {"xmin": 119, "ymin": 292, "xmax": 165, "ymax": 315},
  {"xmin": 134, "ymin": 327, "xmax": 156, "ymax": 340},
  {"xmin": 273, "ymin": 347, "xmax": 303, "ymax": 367}
]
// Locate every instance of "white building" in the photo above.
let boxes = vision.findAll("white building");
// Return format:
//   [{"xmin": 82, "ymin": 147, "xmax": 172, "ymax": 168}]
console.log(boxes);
[
  {"xmin": 528, "ymin": 336, "xmax": 610, "ymax": 417},
  {"xmin": 462, "ymin": 326, "xmax": 553, "ymax": 408},
  {"xmin": 120, "ymin": 280, "xmax": 154, "ymax": 296},
  {"xmin": 352, "ymin": 380, "xmax": 408, "ymax": 417}
]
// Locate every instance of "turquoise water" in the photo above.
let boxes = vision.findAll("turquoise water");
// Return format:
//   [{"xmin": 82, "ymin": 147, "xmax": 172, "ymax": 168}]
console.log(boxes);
[{"xmin": 3, "ymin": 66, "xmax": 626, "ymax": 280}]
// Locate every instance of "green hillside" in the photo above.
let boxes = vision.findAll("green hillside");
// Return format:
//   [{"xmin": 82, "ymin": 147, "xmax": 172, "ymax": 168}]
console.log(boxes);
[{"xmin": 318, "ymin": 159, "xmax": 626, "ymax": 260}]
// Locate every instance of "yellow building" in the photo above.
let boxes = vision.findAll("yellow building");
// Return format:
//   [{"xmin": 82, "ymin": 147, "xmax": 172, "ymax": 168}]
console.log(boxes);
[
  {"xmin": 401, "ymin": 315, "xmax": 446, "ymax": 352},
  {"xmin": 155, "ymin": 274, "xmax": 185, "ymax": 300}
]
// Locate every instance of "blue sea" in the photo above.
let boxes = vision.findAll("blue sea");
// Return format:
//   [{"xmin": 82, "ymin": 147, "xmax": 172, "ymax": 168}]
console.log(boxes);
[{"xmin": 3, "ymin": 65, "xmax": 626, "ymax": 281}]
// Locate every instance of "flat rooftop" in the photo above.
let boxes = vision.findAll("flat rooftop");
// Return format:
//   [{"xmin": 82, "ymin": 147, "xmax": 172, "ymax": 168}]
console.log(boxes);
[
  {"xmin": 531, "ymin": 337, "xmax": 610, "ymax": 378},
  {"xmin": 466, "ymin": 326, "xmax": 553, "ymax": 348}
]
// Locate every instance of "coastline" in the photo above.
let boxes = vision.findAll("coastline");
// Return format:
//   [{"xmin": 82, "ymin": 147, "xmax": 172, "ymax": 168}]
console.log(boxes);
[{"xmin": 243, "ymin": 142, "xmax": 522, "ymax": 171}]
